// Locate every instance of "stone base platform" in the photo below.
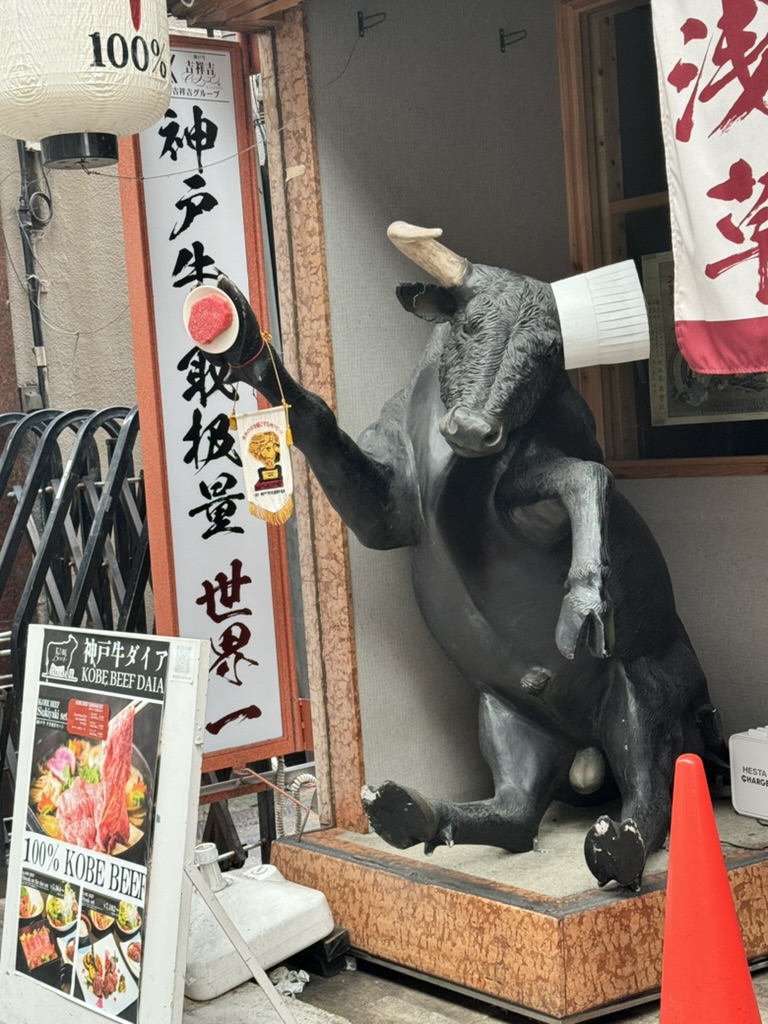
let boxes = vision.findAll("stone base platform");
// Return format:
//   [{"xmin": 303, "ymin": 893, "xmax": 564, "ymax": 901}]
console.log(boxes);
[{"xmin": 271, "ymin": 803, "xmax": 768, "ymax": 1022}]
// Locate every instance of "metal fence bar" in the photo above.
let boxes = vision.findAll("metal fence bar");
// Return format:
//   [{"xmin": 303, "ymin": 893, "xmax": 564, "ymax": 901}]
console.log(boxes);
[
  {"xmin": 0, "ymin": 408, "xmax": 153, "ymax": 691},
  {"xmin": 0, "ymin": 407, "xmax": 155, "ymax": 891}
]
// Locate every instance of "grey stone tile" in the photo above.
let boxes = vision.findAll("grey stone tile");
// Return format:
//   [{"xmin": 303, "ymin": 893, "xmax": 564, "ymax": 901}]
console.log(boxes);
[
  {"xmin": 329, "ymin": 996, "xmax": 460, "ymax": 1024},
  {"xmin": 297, "ymin": 961, "xmax": 768, "ymax": 1024},
  {"xmin": 363, "ymin": 994, "xmax": 488, "ymax": 1024},
  {"xmin": 382, "ymin": 985, "xmax": 494, "ymax": 1024},
  {"xmin": 182, "ymin": 982, "xmax": 352, "ymax": 1024},
  {"xmin": 298, "ymin": 967, "xmax": 513, "ymax": 1023},
  {"xmin": 297, "ymin": 968, "xmax": 400, "ymax": 1016}
]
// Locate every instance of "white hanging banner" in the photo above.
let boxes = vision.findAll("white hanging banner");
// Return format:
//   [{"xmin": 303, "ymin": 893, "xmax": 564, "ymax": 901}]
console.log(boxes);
[
  {"xmin": 236, "ymin": 407, "xmax": 294, "ymax": 526},
  {"xmin": 651, "ymin": 0, "xmax": 768, "ymax": 373}
]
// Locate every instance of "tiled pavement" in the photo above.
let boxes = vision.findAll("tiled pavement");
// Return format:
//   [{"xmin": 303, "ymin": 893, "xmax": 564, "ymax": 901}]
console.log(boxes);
[{"xmin": 293, "ymin": 956, "xmax": 768, "ymax": 1024}]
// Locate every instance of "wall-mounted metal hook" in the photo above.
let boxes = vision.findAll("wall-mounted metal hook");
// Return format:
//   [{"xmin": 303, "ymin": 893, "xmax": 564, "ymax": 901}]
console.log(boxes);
[
  {"xmin": 359, "ymin": 11, "xmax": 387, "ymax": 37},
  {"xmin": 500, "ymin": 28, "xmax": 527, "ymax": 52}
]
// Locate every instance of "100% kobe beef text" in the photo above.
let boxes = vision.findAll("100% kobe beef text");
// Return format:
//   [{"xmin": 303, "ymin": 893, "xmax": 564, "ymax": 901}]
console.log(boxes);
[{"xmin": 24, "ymin": 837, "xmax": 61, "ymax": 873}]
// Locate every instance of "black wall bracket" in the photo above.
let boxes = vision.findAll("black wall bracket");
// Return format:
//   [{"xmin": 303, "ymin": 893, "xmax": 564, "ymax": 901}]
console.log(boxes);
[
  {"xmin": 500, "ymin": 28, "xmax": 527, "ymax": 52},
  {"xmin": 358, "ymin": 11, "xmax": 387, "ymax": 37}
]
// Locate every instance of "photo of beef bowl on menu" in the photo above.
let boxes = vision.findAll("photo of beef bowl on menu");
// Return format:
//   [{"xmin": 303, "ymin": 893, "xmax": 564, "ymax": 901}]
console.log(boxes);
[
  {"xmin": 71, "ymin": 893, "xmax": 140, "ymax": 1020},
  {"xmin": 28, "ymin": 699, "xmax": 155, "ymax": 862},
  {"xmin": 26, "ymin": 631, "xmax": 168, "ymax": 866},
  {"xmin": 15, "ymin": 871, "xmax": 78, "ymax": 996}
]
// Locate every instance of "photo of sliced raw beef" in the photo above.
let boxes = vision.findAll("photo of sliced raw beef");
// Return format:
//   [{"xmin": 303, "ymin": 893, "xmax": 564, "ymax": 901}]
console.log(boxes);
[
  {"xmin": 56, "ymin": 776, "xmax": 98, "ymax": 849},
  {"xmin": 36, "ymin": 702, "xmax": 140, "ymax": 854},
  {"xmin": 95, "ymin": 705, "xmax": 134, "ymax": 853}
]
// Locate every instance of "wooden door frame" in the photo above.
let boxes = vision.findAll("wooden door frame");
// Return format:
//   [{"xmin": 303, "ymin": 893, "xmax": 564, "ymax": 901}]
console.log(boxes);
[{"xmin": 258, "ymin": 9, "xmax": 367, "ymax": 832}]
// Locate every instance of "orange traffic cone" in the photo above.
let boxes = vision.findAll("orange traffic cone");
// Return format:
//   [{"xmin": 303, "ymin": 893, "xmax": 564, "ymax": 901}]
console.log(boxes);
[{"xmin": 660, "ymin": 753, "xmax": 762, "ymax": 1023}]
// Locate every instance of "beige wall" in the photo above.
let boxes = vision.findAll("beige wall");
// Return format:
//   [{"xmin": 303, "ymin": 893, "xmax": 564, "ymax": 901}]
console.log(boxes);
[
  {"xmin": 0, "ymin": 18, "xmax": 205, "ymax": 414},
  {"xmin": 306, "ymin": 0, "xmax": 573, "ymax": 799},
  {"xmin": 0, "ymin": 136, "xmax": 136, "ymax": 413},
  {"xmin": 618, "ymin": 477, "xmax": 768, "ymax": 743},
  {"xmin": 305, "ymin": 0, "xmax": 768, "ymax": 800}
]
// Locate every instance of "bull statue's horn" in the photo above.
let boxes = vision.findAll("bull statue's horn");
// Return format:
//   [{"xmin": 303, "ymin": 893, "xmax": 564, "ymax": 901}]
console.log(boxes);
[{"xmin": 387, "ymin": 221, "xmax": 469, "ymax": 287}]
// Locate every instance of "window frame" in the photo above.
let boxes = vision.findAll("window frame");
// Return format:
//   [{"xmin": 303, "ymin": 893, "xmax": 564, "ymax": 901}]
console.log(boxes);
[{"xmin": 555, "ymin": 0, "xmax": 768, "ymax": 479}]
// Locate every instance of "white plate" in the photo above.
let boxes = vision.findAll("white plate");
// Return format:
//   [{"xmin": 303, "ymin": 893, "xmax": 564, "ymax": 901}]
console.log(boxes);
[
  {"xmin": 182, "ymin": 285, "xmax": 239, "ymax": 354},
  {"xmin": 75, "ymin": 934, "xmax": 138, "ymax": 1016},
  {"xmin": 119, "ymin": 936, "xmax": 142, "ymax": 978}
]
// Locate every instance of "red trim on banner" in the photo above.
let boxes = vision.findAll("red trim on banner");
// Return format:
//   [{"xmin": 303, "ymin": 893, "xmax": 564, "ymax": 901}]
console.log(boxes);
[{"xmin": 676, "ymin": 317, "xmax": 768, "ymax": 374}]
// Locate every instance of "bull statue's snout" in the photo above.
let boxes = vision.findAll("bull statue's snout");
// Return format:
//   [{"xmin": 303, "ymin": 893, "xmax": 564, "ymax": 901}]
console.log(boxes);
[{"xmin": 440, "ymin": 407, "xmax": 506, "ymax": 457}]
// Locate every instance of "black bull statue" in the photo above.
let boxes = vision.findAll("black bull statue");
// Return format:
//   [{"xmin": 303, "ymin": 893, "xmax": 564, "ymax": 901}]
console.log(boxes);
[{"xmin": 190, "ymin": 222, "xmax": 724, "ymax": 891}]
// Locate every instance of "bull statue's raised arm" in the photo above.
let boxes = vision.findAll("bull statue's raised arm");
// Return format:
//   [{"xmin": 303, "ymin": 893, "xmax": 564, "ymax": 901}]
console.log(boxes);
[
  {"xmin": 205, "ymin": 274, "xmax": 421, "ymax": 552},
  {"xmin": 184, "ymin": 222, "xmax": 725, "ymax": 892}
]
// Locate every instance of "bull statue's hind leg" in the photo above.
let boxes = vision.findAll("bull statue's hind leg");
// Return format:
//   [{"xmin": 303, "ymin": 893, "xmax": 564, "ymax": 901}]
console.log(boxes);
[
  {"xmin": 362, "ymin": 690, "xmax": 574, "ymax": 854},
  {"xmin": 584, "ymin": 646, "xmax": 710, "ymax": 891}
]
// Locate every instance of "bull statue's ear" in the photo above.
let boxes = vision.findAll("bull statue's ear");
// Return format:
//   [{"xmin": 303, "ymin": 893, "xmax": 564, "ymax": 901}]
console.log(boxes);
[{"xmin": 396, "ymin": 283, "xmax": 457, "ymax": 323}]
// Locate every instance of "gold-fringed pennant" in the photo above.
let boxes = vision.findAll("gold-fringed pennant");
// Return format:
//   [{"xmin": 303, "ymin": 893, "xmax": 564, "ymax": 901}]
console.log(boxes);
[{"xmin": 236, "ymin": 407, "xmax": 293, "ymax": 525}]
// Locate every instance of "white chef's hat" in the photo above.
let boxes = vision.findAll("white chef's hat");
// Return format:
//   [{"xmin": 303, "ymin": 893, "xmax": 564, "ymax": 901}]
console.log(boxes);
[{"xmin": 551, "ymin": 261, "xmax": 650, "ymax": 370}]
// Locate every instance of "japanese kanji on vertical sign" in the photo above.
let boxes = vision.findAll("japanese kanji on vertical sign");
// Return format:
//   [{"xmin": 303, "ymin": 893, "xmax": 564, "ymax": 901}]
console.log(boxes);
[
  {"xmin": 652, "ymin": 1, "xmax": 768, "ymax": 373},
  {"xmin": 119, "ymin": 38, "xmax": 301, "ymax": 771}
]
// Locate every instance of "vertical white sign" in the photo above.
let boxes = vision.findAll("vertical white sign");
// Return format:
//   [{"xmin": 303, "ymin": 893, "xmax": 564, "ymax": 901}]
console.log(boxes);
[{"xmin": 137, "ymin": 44, "xmax": 284, "ymax": 753}]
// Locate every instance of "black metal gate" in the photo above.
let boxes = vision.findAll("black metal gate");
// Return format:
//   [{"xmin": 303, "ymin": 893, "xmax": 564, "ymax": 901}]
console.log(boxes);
[{"xmin": 0, "ymin": 406, "xmax": 151, "ymax": 880}]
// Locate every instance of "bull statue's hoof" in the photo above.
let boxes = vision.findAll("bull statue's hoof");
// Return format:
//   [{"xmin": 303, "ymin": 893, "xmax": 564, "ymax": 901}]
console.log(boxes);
[
  {"xmin": 361, "ymin": 781, "xmax": 454, "ymax": 854},
  {"xmin": 584, "ymin": 815, "xmax": 646, "ymax": 891}
]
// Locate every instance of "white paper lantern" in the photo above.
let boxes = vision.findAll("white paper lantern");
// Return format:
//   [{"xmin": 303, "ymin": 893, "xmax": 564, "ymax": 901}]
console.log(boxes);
[{"xmin": 0, "ymin": 1, "xmax": 171, "ymax": 145}]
